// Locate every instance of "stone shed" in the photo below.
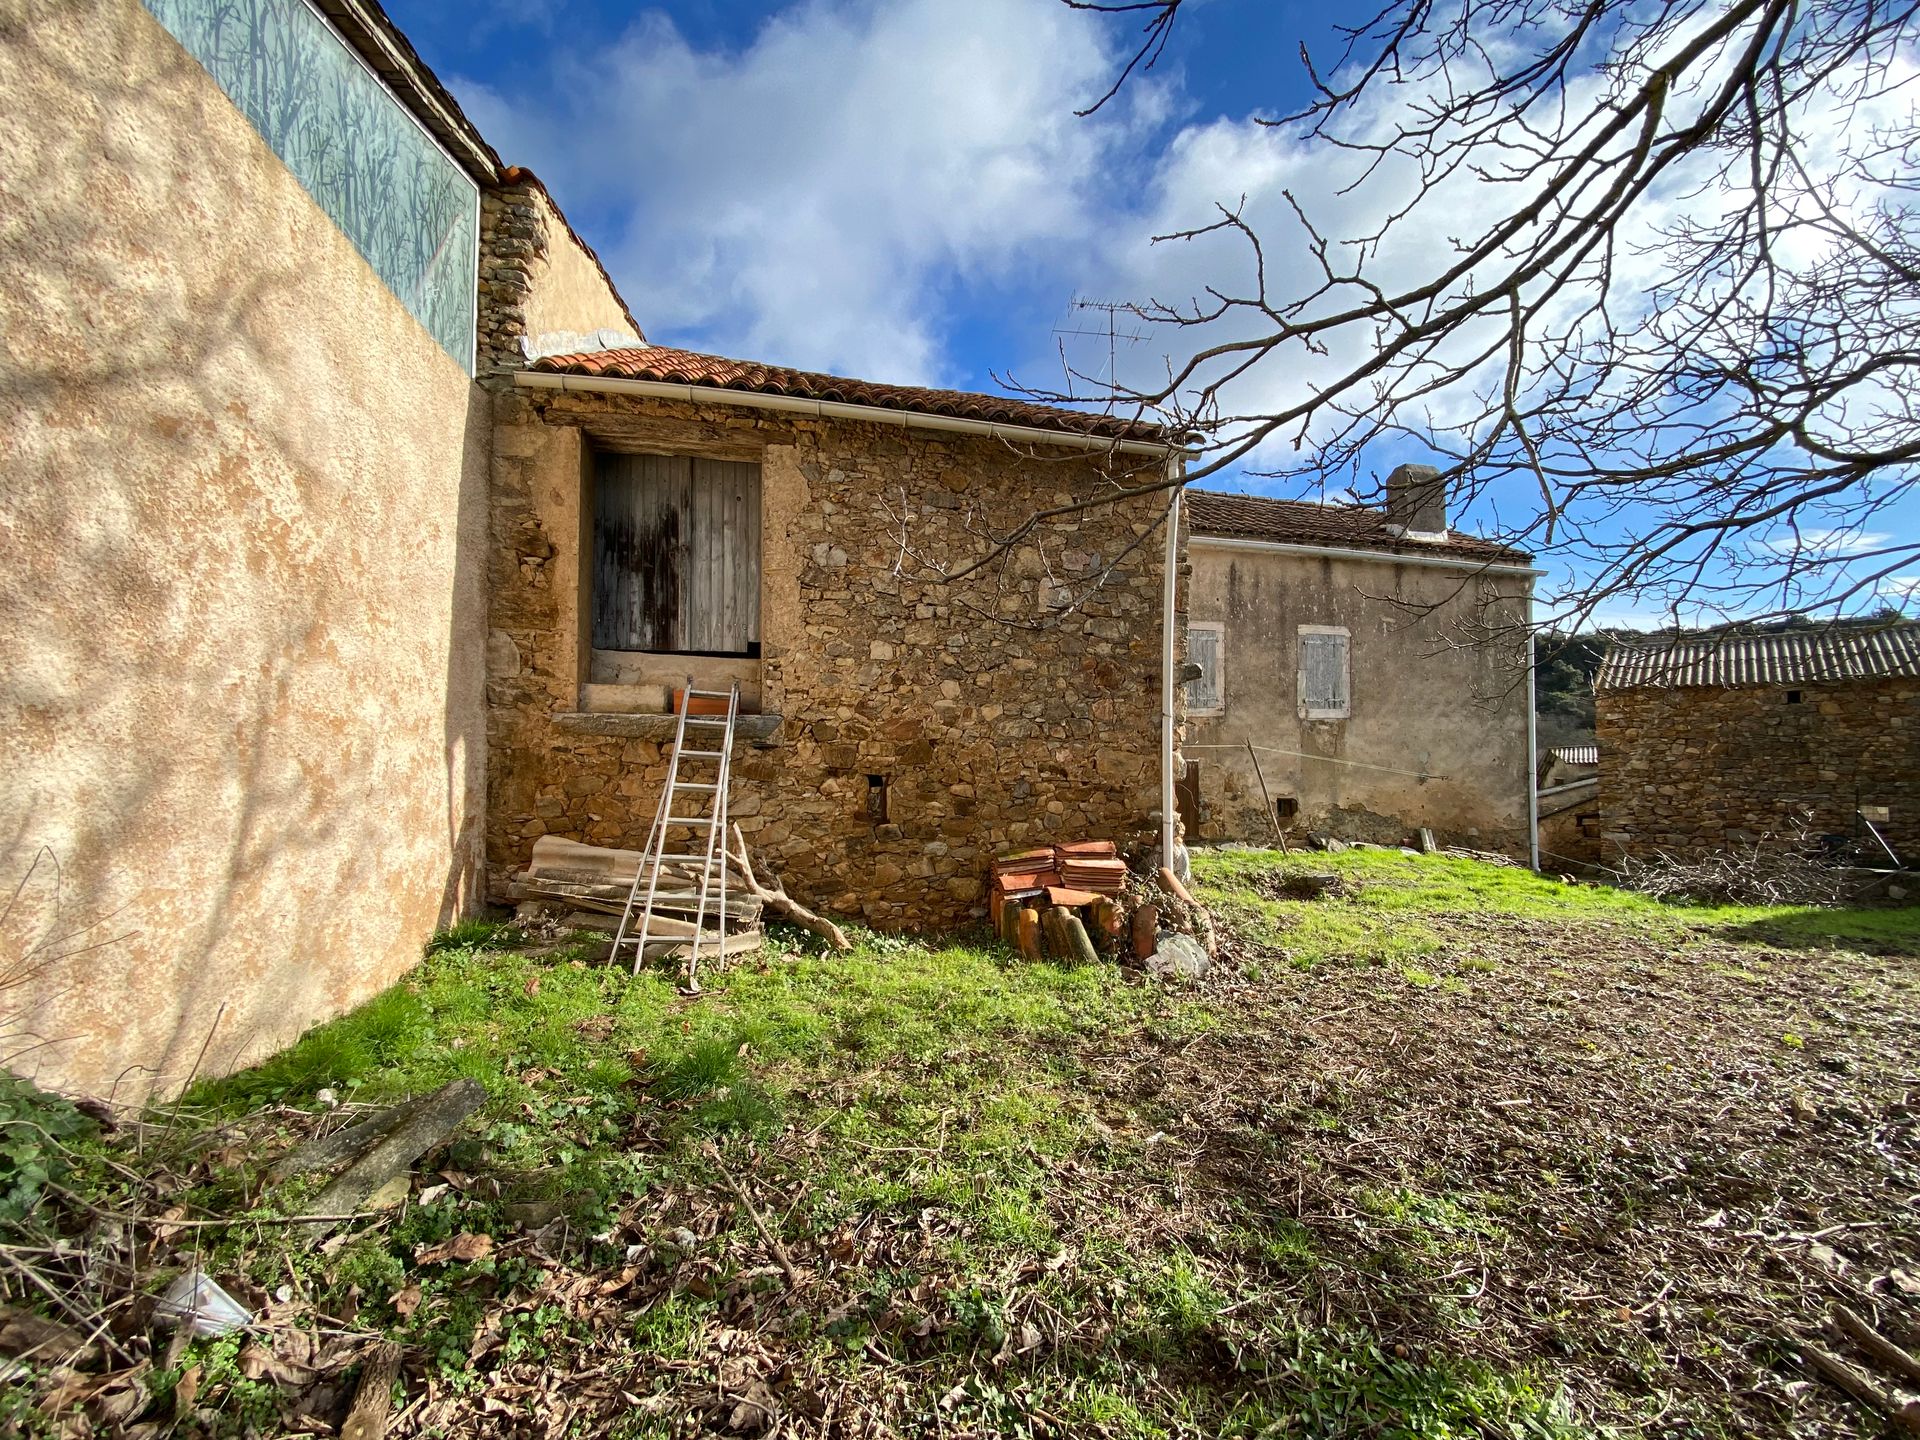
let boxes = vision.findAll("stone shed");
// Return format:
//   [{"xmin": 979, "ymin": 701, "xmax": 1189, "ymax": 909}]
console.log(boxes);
[
  {"xmin": 1178, "ymin": 474, "xmax": 1538, "ymax": 854},
  {"xmin": 486, "ymin": 348, "xmax": 1186, "ymax": 932},
  {"xmin": 1595, "ymin": 622, "xmax": 1920, "ymax": 863}
]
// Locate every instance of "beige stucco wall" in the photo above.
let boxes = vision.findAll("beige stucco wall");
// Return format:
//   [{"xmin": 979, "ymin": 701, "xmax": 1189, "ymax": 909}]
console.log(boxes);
[
  {"xmin": 0, "ymin": 0, "xmax": 489, "ymax": 1097},
  {"xmin": 521, "ymin": 187, "xmax": 637, "ymax": 351},
  {"xmin": 1185, "ymin": 539, "xmax": 1532, "ymax": 852}
]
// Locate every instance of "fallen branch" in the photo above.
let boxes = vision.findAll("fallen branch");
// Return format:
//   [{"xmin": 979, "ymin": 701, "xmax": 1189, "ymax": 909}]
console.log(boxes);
[
  {"xmin": 341, "ymin": 1341, "xmax": 402, "ymax": 1440},
  {"xmin": 707, "ymin": 1145, "xmax": 801, "ymax": 1288},
  {"xmin": 728, "ymin": 824, "xmax": 851, "ymax": 951},
  {"xmin": 304, "ymin": 1080, "xmax": 486, "ymax": 1233},
  {"xmin": 1834, "ymin": 1305, "xmax": 1920, "ymax": 1387},
  {"xmin": 1802, "ymin": 1343, "xmax": 1920, "ymax": 1434},
  {"xmin": 271, "ymin": 1100, "xmax": 420, "ymax": 1181}
]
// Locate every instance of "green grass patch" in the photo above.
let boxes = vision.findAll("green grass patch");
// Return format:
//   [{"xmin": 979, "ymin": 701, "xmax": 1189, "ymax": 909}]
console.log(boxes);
[{"xmin": 1192, "ymin": 846, "xmax": 1920, "ymax": 955}]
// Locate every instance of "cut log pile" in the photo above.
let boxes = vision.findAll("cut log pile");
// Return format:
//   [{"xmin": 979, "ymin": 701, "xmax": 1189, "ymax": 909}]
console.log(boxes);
[{"xmin": 990, "ymin": 841, "xmax": 1215, "ymax": 975}]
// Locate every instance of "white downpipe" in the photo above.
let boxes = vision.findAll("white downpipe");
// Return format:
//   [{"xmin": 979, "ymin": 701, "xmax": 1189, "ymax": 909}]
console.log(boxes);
[
  {"xmin": 514, "ymin": 369, "xmax": 1174, "ymax": 458},
  {"xmin": 1161, "ymin": 457, "xmax": 1184, "ymax": 872},
  {"xmin": 1526, "ymin": 591, "xmax": 1541, "ymax": 872}
]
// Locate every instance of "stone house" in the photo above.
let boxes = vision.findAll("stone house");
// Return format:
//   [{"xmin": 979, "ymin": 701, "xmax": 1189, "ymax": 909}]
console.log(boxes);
[
  {"xmin": 1180, "ymin": 473, "xmax": 1539, "ymax": 855},
  {"xmin": 1, "ymin": 0, "xmax": 1185, "ymax": 1097},
  {"xmin": 1595, "ymin": 624, "xmax": 1920, "ymax": 864},
  {"xmin": 487, "ymin": 351, "xmax": 1181, "ymax": 935}
]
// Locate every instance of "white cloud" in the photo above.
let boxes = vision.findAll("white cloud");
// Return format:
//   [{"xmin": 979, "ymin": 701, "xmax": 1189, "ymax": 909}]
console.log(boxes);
[
  {"xmin": 457, "ymin": 0, "xmax": 1167, "ymax": 384},
  {"xmin": 1752, "ymin": 530, "xmax": 1895, "ymax": 557}
]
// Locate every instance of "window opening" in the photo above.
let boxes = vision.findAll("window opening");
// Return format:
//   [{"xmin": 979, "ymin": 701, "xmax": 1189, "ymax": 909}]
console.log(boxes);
[
  {"xmin": 866, "ymin": 775, "xmax": 890, "ymax": 824},
  {"xmin": 593, "ymin": 453, "xmax": 762, "ymax": 655}
]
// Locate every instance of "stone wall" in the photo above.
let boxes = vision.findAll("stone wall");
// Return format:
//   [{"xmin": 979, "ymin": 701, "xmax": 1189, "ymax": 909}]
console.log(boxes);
[
  {"xmin": 1596, "ymin": 679, "xmax": 1920, "ymax": 860},
  {"xmin": 487, "ymin": 387, "xmax": 1181, "ymax": 931},
  {"xmin": 1185, "ymin": 540, "xmax": 1533, "ymax": 854}
]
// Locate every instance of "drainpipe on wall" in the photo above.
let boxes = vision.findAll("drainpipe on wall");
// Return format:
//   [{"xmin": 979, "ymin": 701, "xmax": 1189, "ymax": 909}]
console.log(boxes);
[
  {"xmin": 1161, "ymin": 455, "xmax": 1184, "ymax": 873},
  {"xmin": 1526, "ymin": 587, "xmax": 1541, "ymax": 871}
]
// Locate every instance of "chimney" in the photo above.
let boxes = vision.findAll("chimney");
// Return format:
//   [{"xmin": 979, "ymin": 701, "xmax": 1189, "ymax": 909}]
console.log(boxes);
[{"xmin": 1384, "ymin": 463, "xmax": 1448, "ymax": 539}]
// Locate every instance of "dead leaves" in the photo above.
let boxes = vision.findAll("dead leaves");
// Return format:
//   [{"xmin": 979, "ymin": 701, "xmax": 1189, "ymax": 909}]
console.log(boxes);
[{"xmin": 414, "ymin": 1232, "xmax": 494, "ymax": 1265}]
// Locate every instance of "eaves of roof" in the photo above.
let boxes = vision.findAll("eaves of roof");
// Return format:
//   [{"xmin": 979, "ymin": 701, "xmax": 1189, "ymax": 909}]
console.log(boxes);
[
  {"xmin": 526, "ymin": 346, "xmax": 1174, "ymax": 445},
  {"xmin": 1597, "ymin": 622, "xmax": 1920, "ymax": 690}
]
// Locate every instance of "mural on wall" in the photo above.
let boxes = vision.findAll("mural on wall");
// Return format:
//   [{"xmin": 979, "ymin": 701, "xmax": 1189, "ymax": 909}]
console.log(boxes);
[{"xmin": 144, "ymin": 0, "xmax": 479, "ymax": 369}]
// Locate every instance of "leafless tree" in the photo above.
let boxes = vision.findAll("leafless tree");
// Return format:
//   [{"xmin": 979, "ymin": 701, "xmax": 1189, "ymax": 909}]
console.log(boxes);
[{"xmin": 1049, "ymin": 0, "xmax": 1920, "ymax": 628}]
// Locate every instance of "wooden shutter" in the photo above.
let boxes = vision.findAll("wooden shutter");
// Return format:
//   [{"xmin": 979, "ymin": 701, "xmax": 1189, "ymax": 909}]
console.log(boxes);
[
  {"xmin": 592, "ymin": 455, "xmax": 761, "ymax": 655},
  {"xmin": 1300, "ymin": 630, "xmax": 1350, "ymax": 715},
  {"xmin": 1186, "ymin": 625, "xmax": 1223, "ymax": 712}
]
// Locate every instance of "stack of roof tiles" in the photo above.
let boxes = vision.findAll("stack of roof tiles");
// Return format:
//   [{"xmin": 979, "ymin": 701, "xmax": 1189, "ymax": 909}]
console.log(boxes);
[{"xmin": 991, "ymin": 841, "xmax": 1128, "ymax": 910}]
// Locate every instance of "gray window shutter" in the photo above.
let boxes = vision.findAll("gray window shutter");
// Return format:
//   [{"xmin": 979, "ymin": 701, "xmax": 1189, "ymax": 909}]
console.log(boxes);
[
  {"xmin": 1301, "ymin": 632, "xmax": 1349, "ymax": 712},
  {"xmin": 1187, "ymin": 627, "xmax": 1222, "ymax": 711}
]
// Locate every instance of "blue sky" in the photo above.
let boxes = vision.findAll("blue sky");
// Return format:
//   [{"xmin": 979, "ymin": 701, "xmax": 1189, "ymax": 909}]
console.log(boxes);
[{"xmin": 385, "ymin": 0, "xmax": 1918, "ymax": 628}]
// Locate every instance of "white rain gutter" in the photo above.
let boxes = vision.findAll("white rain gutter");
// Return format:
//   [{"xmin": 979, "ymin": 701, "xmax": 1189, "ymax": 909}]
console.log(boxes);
[
  {"xmin": 1190, "ymin": 532, "xmax": 1544, "ymax": 578},
  {"xmin": 1161, "ymin": 457, "xmax": 1184, "ymax": 872},
  {"xmin": 514, "ymin": 369, "xmax": 1174, "ymax": 457}
]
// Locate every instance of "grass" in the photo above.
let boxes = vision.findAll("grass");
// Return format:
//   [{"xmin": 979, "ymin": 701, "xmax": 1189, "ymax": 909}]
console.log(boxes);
[
  {"xmin": 63, "ymin": 854, "xmax": 1918, "ymax": 1438},
  {"xmin": 1191, "ymin": 845, "xmax": 1920, "ymax": 966}
]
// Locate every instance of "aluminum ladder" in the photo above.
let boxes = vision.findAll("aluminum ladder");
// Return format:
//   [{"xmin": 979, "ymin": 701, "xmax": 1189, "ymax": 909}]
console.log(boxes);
[{"xmin": 612, "ymin": 678, "xmax": 739, "ymax": 989}]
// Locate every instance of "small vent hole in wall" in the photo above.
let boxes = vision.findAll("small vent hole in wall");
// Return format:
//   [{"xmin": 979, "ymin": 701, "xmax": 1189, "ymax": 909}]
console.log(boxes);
[
  {"xmin": 866, "ymin": 774, "xmax": 889, "ymax": 824},
  {"xmin": 1274, "ymin": 796, "xmax": 1299, "ymax": 823},
  {"xmin": 1786, "ymin": 690, "xmax": 1803, "ymax": 704}
]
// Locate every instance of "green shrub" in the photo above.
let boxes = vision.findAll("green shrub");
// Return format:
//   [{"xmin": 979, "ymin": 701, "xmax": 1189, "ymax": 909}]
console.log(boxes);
[{"xmin": 0, "ymin": 1072, "xmax": 92, "ymax": 1223}]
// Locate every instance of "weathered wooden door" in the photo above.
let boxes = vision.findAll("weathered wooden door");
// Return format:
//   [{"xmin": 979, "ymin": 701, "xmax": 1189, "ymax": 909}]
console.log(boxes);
[{"xmin": 592, "ymin": 454, "xmax": 761, "ymax": 655}]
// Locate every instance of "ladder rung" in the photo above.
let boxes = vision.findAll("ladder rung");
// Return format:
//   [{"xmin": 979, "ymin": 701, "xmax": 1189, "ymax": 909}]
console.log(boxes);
[
  {"xmin": 680, "ymin": 715, "xmax": 729, "ymax": 725},
  {"xmin": 664, "ymin": 816, "xmax": 716, "ymax": 827},
  {"xmin": 656, "ymin": 853, "xmax": 720, "ymax": 863},
  {"xmin": 685, "ymin": 688, "xmax": 735, "ymax": 699},
  {"xmin": 676, "ymin": 782, "xmax": 719, "ymax": 792},
  {"xmin": 676, "ymin": 749, "xmax": 724, "ymax": 759}
]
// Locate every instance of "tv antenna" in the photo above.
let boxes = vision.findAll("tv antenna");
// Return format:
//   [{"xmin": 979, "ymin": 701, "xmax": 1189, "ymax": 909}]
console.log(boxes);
[{"xmin": 1050, "ymin": 296, "xmax": 1145, "ymax": 404}]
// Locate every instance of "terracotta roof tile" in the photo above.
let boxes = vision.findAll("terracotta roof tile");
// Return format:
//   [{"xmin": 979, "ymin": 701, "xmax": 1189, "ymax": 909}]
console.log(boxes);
[
  {"xmin": 1597, "ymin": 622, "xmax": 1920, "ymax": 690},
  {"xmin": 527, "ymin": 345, "xmax": 1170, "ymax": 443},
  {"xmin": 1185, "ymin": 489, "xmax": 1532, "ymax": 565}
]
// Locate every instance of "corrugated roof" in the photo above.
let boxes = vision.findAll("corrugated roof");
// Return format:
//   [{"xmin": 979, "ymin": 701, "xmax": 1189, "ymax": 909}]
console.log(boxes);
[
  {"xmin": 527, "ymin": 346, "xmax": 1171, "ymax": 443},
  {"xmin": 1597, "ymin": 622, "xmax": 1920, "ymax": 690},
  {"xmin": 1550, "ymin": 745, "xmax": 1598, "ymax": 767},
  {"xmin": 1184, "ymin": 489, "xmax": 1533, "ymax": 564}
]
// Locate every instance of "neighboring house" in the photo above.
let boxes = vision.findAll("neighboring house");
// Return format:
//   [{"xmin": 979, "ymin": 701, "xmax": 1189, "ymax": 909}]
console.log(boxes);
[
  {"xmin": 1538, "ymin": 744, "xmax": 1598, "ymax": 790},
  {"xmin": 1595, "ymin": 623, "xmax": 1920, "ymax": 863},
  {"xmin": 1536, "ymin": 746, "xmax": 1602, "ymax": 869},
  {"xmin": 1180, "ymin": 470, "xmax": 1538, "ymax": 854},
  {"xmin": 0, "ymin": 0, "xmax": 1185, "ymax": 1097}
]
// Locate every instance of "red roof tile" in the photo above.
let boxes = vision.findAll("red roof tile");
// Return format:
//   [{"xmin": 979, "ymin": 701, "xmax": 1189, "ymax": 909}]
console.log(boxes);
[
  {"xmin": 527, "ymin": 345, "xmax": 1170, "ymax": 443},
  {"xmin": 1184, "ymin": 489, "xmax": 1532, "ymax": 565}
]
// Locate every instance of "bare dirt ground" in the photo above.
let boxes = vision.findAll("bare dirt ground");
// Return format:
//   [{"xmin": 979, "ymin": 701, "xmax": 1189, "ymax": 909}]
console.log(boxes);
[{"xmin": 1077, "ymin": 892, "xmax": 1920, "ymax": 1436}]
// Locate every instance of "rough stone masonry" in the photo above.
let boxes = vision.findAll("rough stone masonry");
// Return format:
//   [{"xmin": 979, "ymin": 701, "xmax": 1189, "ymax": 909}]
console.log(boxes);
[
  {"xmin": 485, "ymin": 386, "xmax": 1186, "ymax": 932},
  {"xmin": 1596, "ymin": 677, "xmax": 1920, "ymax": 862}
]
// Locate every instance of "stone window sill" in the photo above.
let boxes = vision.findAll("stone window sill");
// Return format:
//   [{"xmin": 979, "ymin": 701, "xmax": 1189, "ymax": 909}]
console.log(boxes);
[{"xmin": 551, "ymin": 711, "xmax": 784, "ymax": 746}]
